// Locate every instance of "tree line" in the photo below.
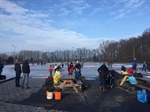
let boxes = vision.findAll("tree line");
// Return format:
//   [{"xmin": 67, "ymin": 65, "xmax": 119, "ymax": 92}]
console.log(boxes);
[
  {"xmin": 99, "ymin": 28, "xmax": 150, "ymax": 63},
  {"xmin": 0, "ymin": 28, "xmax": 150, "ymax": 64}
]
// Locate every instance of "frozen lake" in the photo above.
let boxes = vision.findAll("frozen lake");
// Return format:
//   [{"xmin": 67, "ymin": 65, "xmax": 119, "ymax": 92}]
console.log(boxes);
[{"xmin": 1, "ymin": 62, "xmax": 149, "ymax": 81}]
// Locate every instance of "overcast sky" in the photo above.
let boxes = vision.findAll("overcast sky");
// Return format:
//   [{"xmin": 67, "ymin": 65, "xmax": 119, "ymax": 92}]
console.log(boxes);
[{"xmin": 0, "ymin": 0, "xmax": 150, "ymax": 53}]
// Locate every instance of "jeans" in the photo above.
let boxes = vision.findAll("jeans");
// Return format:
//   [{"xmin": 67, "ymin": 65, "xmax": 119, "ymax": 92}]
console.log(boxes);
[
  {"xmin": 22, "ymin": 73, "xmax": 29, "ymax": 88},
  {"xmin": 50, "ymin": 71, "xmax": 53, "ymax": 77}
]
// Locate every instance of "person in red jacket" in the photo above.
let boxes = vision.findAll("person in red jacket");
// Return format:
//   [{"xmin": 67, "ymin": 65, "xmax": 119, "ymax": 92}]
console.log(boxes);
[
  {"xmin": 68, "ymin": 62, "xmax": 73, "ymax": 75},
  {"xmin": 49, "ymin": 65, "xmax": 53, "ymax": 77},
  {"xmin": 127, "ymin": 67, "xmax": 134, "ymax": 75}
]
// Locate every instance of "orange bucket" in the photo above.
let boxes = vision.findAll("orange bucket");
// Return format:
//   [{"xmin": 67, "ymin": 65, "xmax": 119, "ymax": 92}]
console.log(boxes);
[{"xmin": 54, "ymin": 92, "xmax": 61, "ymax": 100}]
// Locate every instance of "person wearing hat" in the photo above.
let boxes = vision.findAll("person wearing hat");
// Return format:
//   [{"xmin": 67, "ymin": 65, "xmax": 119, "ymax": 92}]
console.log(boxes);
[{"xmin": 14, "ymin": 60, "xmax": 22, "ymax": 87}]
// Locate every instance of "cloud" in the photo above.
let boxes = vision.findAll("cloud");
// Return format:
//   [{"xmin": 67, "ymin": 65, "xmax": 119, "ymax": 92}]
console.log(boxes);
[
  {"xmin": 49, "ymin": 0, "xmax": 90, "ymax": 16},
  {"xmin": 0, "ymin": 0, "xmax": 148, "ymax": 53},
  {"xmin": 0, "ymin": 0, "xmax": 28, "ymax": 14},
  {"xmin": 0, "ymin": 0, "xmax": 100, "ymax": 53},
  {"xmin": 107, "ymin": 0, "xmax": 146, "ymax": 22}
]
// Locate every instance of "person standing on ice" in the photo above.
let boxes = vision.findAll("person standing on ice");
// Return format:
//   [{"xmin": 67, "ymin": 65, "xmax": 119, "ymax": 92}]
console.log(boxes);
[
  {"xmin": 49, "ymin": 65, "xmax": 53, "ymax": 77},
  {"xmin": 14, "ymin": 60, "xmax": 22, "ymax": 87},
  {"xmin": 68, "ymin": 62, "xmax": 73, "ymax": 75},
  {"xmin": 22, "ymin": 60, "xmax": 30, "ymax": 89},
  {"xmin": 97, "ymin": 62, "xmax": 109, "ymax": 91},
  {"xmin": 0, "ymin": 62, "xmax": 4, "ymax": 76},
  {"xmin": 132, "ymin": 58, "xmax": 137, "ymax": 73}
]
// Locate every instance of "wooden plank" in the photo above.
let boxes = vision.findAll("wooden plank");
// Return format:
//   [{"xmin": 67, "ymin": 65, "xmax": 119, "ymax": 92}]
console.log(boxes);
[
  {"xmin": 120, "ymin": 76, "xmax": 128, "ymax": 86},
  {"xmin": 70, "ymin": 80, "xmax": 79, "ymax": 93},
  {"xmin": 54, "ymin": 79, "xmax": 79, "ymax": 93}
]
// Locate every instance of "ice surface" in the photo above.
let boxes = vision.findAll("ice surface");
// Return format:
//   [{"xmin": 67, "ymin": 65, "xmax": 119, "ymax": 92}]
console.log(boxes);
[{"xmin": 1, "ymin": 62, "xmax": 149, "ymax": 81}]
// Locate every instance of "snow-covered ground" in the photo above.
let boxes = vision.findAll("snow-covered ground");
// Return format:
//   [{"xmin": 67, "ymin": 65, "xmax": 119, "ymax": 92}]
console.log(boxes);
[{"xmin": 1, "ymin": 62, "xmax": 149, "ymax": 81}]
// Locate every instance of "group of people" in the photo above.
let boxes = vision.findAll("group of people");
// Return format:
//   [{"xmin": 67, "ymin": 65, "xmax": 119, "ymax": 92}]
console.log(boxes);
[
  {"xmin": 121, "ymin": 58, "xmax": 137, "ymax": 75},
  {"xmin": 97, "ymin": 58, "xmax": 139, "ymax": 91},
  {"xmin": 14, "ymin": 60, "xmax": 30, "ymax": 89},
  {"xmin": 68, "ymin": 61, "xmax": 83, "ymax": 79},
  {"xmin": 142, "ymin": 61, "xmax": 150, "ymax": 72},
  {"xmin": 49, "ymin": 61, "xmax": 83, "ymax": 85},
  {"xmin": 3, "ymin": 57, "xmax": 149, "ymax": 92}
]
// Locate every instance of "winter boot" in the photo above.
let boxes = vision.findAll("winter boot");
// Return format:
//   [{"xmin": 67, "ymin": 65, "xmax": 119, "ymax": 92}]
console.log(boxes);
[
  {"xmin": 99, "ymin": 86, "xmax": 103, "ymax": 91},
  {"xmin": 102, "ymin": 87, "xmax": 107, "ymax": 91}
]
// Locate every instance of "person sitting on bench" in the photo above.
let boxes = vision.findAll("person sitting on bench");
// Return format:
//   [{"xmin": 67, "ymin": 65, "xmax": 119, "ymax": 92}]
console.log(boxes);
[
  {"xmin": 121, "ymin": 66, "xmax": 134, "ymax": 76},
  {"xmin": 120, "ymin": 67, "xmax": 137, "ymax": 86}
]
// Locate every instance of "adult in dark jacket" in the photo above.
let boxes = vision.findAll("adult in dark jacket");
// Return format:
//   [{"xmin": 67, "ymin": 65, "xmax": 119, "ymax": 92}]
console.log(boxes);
[
  {"xmin": 75, "ymin": 61, "xmax": 82, "ymax": 75},
  {"xmin": 97, "ymin": 62, "xmax": 109, "ymax": 91},
  {"xmin": 21, "ymin": 60, "xmax": 30, "ymax": 89},
  {"xmin": 0, "ymin": 62, "xmax": 4, "ymax": 76},
  {"xmin": 14, "ymin": 61, "xmax": 22, "ymax": 87}
]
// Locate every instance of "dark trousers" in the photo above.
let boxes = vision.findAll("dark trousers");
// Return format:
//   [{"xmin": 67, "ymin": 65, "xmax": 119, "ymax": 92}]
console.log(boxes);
[
  {"xmin": 0, "ymin": 70, "xmax": 2, "ymax": 76},
  {"xmin": 15, "ymin": 73, "xmax": 20, "ymax": 86},
  {"xmin": 99, "ymin": 78, "xmax": 106, "ymax": 87},
  {"xmin": 142, "ymin": 66, "xmax": 147, "ymax": 71}
]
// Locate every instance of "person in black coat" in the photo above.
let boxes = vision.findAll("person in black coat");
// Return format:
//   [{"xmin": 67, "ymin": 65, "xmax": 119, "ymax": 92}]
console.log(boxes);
[
  {"xmin": 14, "ymin": 61, "xmax": 22, "ymax": 87},
  {"xmin": 0, "ymin": 62, "xmax": 4, "ymax": 76},
  {"xmin": 75, "ymin": 61, "xmax": 82, "ymax": 76},
  {"xmin": 97, "ymin": 62, "xmax": 109, "ymax": 91},
  {"xmin": 21, "ymin": 60, "xmax": 30, "ymax": 89}
]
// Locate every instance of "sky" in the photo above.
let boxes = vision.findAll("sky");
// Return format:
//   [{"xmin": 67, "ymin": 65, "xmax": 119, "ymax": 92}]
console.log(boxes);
[{"xmin": 0, "ymin": 0, "xmax": 150, "ymax": 54}]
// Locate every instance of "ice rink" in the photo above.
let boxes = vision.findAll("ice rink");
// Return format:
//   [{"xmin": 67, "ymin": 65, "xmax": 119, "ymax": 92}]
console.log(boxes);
[{"xmin": 1, "ymin": 62, "xmax": 149, "ymax": 81}]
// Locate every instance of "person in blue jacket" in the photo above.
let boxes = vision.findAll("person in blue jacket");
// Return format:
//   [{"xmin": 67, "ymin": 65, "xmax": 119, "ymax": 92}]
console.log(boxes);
[
  {"xmin": 74, "ymin": 68, "xmax": 81, "ymax": 80},
  {"xmin": 132, "ymin": 58, "xmax": 137, "ymax": 73}
]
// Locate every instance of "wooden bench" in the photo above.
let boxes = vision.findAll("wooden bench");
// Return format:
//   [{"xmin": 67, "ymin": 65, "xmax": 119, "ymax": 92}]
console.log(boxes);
[
  {"xmin": 53, "ymin": 75, "xmax": 83, "ymax": 93},
  {"xmin": 54, "ymin": 80, "xmax": 82, "ymax": 88},
  {"xmin": 132, "ymin": 77, "xmax": 150, "ymax": 91},
  {"xmin": 133, "ymin": 84, "xmax": 150, "ymax": 91},
  {"xmin": 136, "ymin": 77, "xmax": 150, "ymax": 83}
]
